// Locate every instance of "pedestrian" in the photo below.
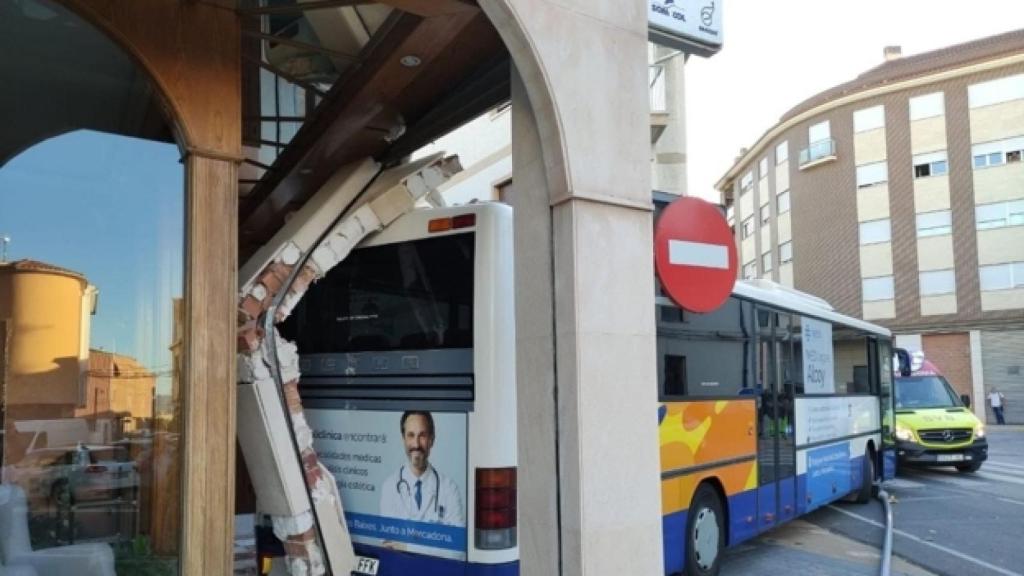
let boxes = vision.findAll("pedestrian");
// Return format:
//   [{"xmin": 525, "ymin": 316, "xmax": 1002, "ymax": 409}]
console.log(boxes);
[{"xmin": 988, "ymin": 387, "xmax": 1007, "ymax": 425}]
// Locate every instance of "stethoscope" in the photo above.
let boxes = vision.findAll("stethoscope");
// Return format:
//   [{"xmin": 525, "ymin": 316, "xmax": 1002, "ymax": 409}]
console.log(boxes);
[{"xmin": 395, "ymin": 466, "xmax": 445, "ymax": 519}]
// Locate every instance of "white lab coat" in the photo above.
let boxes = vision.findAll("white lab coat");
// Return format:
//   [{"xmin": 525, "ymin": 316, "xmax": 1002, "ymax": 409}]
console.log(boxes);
[{"xmin": 379, "ymin": 464, "xmax": 465, "ymax": 527}]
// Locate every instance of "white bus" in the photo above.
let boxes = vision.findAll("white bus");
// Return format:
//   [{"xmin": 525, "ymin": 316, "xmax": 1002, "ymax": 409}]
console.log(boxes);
[{"xmin": 279, "ymin": 203, "xmax": 518, "ymax": 576}]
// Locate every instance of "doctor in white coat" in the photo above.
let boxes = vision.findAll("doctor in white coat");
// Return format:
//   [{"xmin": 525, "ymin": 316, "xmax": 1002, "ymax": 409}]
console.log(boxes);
[{"xmin": 379, "ymin": 411, "xmax": 465, "ymax": 527}]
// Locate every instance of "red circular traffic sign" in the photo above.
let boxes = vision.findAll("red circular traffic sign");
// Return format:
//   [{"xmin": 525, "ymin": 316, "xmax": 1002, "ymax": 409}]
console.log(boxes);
[{"xmin": 654, "ymin": 197, "xmax": 738, "ymax": 313}]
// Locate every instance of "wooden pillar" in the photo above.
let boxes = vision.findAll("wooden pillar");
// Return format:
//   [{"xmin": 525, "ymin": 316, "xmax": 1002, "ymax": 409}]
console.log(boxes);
[{"xmin": 182, "ymin": 153, "xmax": 239, "ymax": 575}]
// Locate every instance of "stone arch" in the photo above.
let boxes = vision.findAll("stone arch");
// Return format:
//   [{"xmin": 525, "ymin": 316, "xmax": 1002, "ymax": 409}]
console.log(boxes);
[{"xmin": 480, "ymin": 0, "xmax": 571, "ymax": 203}]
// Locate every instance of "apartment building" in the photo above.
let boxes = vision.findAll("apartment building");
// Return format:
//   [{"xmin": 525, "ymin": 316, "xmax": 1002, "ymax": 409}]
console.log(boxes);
[{"xmin": 716, "ymin": 31, "xmax": 1024, "ymax": 424}]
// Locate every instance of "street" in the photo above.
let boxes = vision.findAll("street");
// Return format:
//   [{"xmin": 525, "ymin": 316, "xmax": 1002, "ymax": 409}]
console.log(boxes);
[
  {"xmin": 722, "ymin": 427, "xmax": 1024, "ymax": 576},
  {"xmin": 811, "ymin": 427, "xmax": 1024, "ymax": 576}
]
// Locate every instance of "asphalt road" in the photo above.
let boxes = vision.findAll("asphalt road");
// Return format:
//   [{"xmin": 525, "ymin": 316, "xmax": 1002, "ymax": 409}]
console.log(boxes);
[{"xmin": 809, "ymin": 427, "xmax": 1024, "ymax": 576}]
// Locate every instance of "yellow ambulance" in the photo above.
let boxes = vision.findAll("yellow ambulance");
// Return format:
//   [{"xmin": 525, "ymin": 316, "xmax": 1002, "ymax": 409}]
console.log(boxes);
[{"xmin": 893, "ymin": 353, "xmax": 988, "ymax": 472}]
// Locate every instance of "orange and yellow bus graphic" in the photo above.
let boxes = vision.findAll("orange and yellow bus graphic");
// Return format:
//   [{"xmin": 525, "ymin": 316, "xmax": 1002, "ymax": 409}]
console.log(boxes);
[{"xmin": 659, "ymin": 399, "xmax": 759, "ymax": 572}]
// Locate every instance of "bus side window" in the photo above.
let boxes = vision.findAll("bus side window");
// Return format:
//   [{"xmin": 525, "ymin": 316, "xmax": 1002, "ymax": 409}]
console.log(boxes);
[
  {"xmin": 833, "ymin": 330, "xmax": 870, "ymax": 394},
  {"xmin": 790, "ymin": 315, "xmax": 804, "ymax": 395},
  {"xmin": 656, "ymin": 297, "xmax": 755, "ymax": 399},
  {"xmin": 663, "ymin": 355, "xmax": 687, "ymax": 396}
]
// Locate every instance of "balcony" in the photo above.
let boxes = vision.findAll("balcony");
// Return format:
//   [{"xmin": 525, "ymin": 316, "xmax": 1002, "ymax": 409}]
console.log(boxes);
[{"xmin": 799, "ymin": 138, "xmax": 837, "ymax": 170}]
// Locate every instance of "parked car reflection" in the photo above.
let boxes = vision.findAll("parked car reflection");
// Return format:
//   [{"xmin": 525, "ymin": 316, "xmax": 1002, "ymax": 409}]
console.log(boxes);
[{"xmin": 7, "ymin": 443, "xmax": 137, "ymax": 506}]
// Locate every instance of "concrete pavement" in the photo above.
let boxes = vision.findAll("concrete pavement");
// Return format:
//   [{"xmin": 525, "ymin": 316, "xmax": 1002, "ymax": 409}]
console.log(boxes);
[{"xmin": 721, "ymin": 518, "xmax": 935, "ymax": 576}]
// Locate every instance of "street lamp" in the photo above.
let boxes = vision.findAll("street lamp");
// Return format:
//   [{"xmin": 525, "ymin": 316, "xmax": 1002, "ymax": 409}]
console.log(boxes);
[{"xmin": 0, "ymin": 234, "xmax": 10, "ymax": 263}]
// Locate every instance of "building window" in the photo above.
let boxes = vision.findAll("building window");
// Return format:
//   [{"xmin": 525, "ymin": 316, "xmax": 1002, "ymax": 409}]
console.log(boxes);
[
  {"xmin": 743, "ymin": 261, "xmax": 757, "ymax": 280},
  {"xmin": 742, "ymin": 216, "xmax": 755, "ymax": 238},
  {"xmin": 854, "ymin": 105, "xmax": 885, "ymax": 133},
  {"xmin": 920, "ymin": 269, "xmax": 956, "ymax": 296},
  {"xmin": 910, "ymin": 92, "xmax": 945, "ymax": 120},
  {"xmin": 777, "ymin": 190, "xmax": 791, "ymax": 214},
  {"xmin": 863, "ymin": 276, "xmax": 895, "ymax": 301},
  {"xmin": 776, "ymin": 141, "xmax": 789, "ymax": 164},
  {"xmin": 759, "ymin": 157, "xmax": 769, "ymax": 178},
  {"xmin": 972, "ymin": 136, "xmax": 1024, "ymax": 168},
  {"xmin": 809, "ymin": 120, "xmax": 830, "ymax": 144},
  {"xmin": 968, "ymin": 73, "xmax": 1024, "ymax": 108},
  {"xmin": 856, "ymin": 161, "xmax": 888, "ymax": 188},
  {"xmin": 979, "ymin": 262, "xmax": 1024, "ymax": 291},
  {"xmin": 800, "ymin": 120, "xmax": 835, "ymax": 166},
  {"xmin": 859, "ymin": 219, "xmax": 891, "ymax": 245},
  {"xmin": 760, "ymin": 204, "xmax": 771, "ymax": 226},
  {"xmin": 916, "ymin": 210, "xmax": 953, "ymax": 237},
  {"xmin": 762, "ymin": 252, "xmax": 773, "ymax": 273},
  {"xmin": 975, "ymin": 199, "xmax": 1024, "ymax": 230},
  {"xmin": 740, "ymin": 170, "xmax": 754, "ymax": 193},
  {"xmin": 780, "ymin": 241, "xmax": 793, "ymax": 264},
  {"xmin": 913, "ymin": 151, "xmax": 948, "ymax": 178}
]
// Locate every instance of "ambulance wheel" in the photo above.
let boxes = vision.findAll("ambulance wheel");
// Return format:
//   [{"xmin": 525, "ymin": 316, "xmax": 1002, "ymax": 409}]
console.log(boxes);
[
  {"xmin": 685, "ymin": 483, "xmax": 724, "ymax": 576},
  {"xmin": 956, "ymin": 461, "xmax": 981, "ymax": 473}
]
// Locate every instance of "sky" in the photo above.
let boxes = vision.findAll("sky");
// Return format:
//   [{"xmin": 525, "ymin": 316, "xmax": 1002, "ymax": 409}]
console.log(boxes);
[{"xmin": 684, "ymin": 0, "xmax": 1024, "ymax": 202}]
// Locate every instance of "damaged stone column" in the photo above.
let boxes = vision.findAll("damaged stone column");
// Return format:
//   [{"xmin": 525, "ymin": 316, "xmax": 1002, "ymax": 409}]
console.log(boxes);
[{"xmin": 235, "ymin": 154, "xmax": 461, "ymax": 575}]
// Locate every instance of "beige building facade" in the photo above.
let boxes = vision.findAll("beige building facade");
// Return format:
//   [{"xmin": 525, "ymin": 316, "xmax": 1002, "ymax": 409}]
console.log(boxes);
[{"xmin": 718, "ymin": 31, "xmax": 1024, "ymax": 425}]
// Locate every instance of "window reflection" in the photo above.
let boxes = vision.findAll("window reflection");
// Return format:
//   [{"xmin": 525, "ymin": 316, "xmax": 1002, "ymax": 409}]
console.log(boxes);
[{"xmin": 0, "ymin": 129, "xmax": 183, "ymax": 574}]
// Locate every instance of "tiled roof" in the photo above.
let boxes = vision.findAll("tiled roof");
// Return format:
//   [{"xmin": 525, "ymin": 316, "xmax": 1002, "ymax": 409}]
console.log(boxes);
[
  {"xmin": 0, "ymin": 259, "xmax": 86, "ymax": 280},
  {"xmin": 781, "ymin": 29, "xmax": 1024, "ymax": 122}
]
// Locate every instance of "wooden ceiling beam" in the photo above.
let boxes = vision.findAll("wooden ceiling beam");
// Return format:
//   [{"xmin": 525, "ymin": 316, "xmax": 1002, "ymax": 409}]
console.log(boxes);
[
  {"xmin": 238, "ymin": 1, "xmax": 372, "ymax": 17},
  {"xmin": 239, "ymin": 8, "xmax": 502, "ymax": 259},
  {"xmin": 241, "ymin": 29, "xmax": 359, "ymax": 62},
  {"xmin": 374, "ymin": 0, "xmax": 478, "ymax": 17}
]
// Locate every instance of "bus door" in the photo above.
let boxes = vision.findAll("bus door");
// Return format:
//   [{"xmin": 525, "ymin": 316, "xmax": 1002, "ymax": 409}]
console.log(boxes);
[
  {"xmin": 755, "ymin": 308, "xmax": 797, "ymax": 530},
  {"xmin": 877, "ymin": 339, "xmax": 897, "ymax": 480}
]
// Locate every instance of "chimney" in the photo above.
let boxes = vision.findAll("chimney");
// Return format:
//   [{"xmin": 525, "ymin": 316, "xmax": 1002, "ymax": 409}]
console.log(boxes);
[{"xmin": 883, "ymin": 45, "xmax": 902, "ymax": 62}]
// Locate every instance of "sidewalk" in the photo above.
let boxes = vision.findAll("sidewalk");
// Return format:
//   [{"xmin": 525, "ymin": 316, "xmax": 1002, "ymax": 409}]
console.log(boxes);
[{"xmin": 721, "ymin": 519, "xmax": 935, "ymax": 576}]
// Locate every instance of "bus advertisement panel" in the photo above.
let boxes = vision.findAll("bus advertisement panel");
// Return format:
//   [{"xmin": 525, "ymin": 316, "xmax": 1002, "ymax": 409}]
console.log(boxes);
[
  {"xmin": 796, "ymin": 397, "xmax": 880, "ymax": 510},
  {"xmin": 801, "ymin": 317, "xmax": 834, "ymax": 394},
  {"xmin": 307, "ymin": 408, "xmax": 469, "ymax": 561}
]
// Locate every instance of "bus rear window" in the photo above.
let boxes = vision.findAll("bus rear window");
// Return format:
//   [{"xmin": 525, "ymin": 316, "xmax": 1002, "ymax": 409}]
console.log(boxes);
[{"xmin": 281, "ymin": 232, "xmax": 475, "ymax": 353}]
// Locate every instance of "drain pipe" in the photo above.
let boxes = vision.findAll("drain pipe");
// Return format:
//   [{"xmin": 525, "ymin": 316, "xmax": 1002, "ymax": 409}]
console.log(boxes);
[{"xmin": 877, "ymin": 486, "xmax": 893, "ymax": 576}]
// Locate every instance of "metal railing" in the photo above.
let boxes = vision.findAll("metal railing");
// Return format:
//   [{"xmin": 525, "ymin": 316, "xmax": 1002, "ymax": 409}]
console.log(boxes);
[{"xmin": 799, "ymin": 138, "xmax": 837, "ymax": 166}]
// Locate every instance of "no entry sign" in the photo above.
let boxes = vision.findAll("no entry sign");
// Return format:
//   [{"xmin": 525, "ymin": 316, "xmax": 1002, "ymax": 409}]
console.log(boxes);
[{"xmin": 654, "ymin": 197, "xmax": 737, "ymax": 313}]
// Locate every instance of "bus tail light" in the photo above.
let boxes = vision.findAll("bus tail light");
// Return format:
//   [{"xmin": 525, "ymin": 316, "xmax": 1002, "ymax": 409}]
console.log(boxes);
[
  {"xmin": 428, "ymin": 213, "xmax": 476, "ymax": 233},
  {"xmin": 475, "ymin": 467, "xmax": 517, "ymax": 550}
]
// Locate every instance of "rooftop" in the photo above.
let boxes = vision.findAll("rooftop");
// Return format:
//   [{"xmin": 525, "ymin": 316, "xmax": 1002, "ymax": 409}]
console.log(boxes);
[
  {"xmin": 717, "ymin": 28, "xmax": 1024, "ymax": 191},
  {"xmin": 0, "ymin": 258, "xmax": 86, "ymax": 281},
  {"xmin": 781, "ymin": 28, "xmax": 1024, "ymax": 122}
]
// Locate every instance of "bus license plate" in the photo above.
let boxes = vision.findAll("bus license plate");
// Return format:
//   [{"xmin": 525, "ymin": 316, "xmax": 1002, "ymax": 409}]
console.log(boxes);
[
  {"xmin": 353, "ymin": 556, "xmax": 379, "ymax": 575},
  {"xmin": 937, "ymin": 454, "xmax": 964, "ymax": 462}
]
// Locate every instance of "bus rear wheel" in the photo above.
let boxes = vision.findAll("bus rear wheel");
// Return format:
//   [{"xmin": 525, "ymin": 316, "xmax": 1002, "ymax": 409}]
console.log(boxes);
[
  {"xmin": 853, "ymin": 448, "xmax": 875, "ymax": 503},
  {"xmin": 685, "ymin": 483, "xmax": 724, "ymax": 576}
]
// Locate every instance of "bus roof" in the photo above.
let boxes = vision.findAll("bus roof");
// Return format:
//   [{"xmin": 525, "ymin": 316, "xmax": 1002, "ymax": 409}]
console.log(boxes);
[{"xmin": 657, "ymin": 279, "xmax": 891, "ymax": 338}]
